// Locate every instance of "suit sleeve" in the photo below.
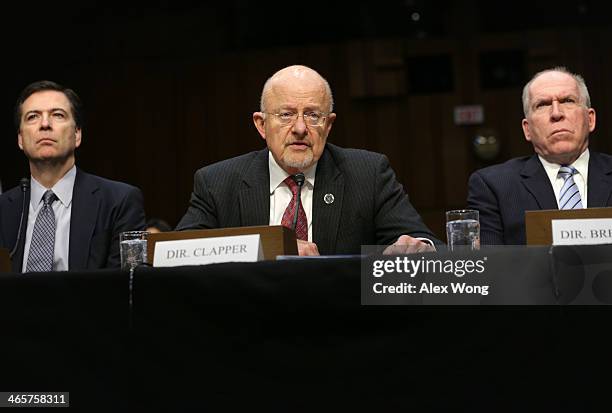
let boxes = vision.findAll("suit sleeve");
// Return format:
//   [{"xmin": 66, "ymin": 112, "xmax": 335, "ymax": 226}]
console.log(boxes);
[
  {"xmin": 374, "ymin": 155, "xmax": 442, "ymax": 245},
  {"xmin": 175, "ymin": 169, "xmax": 219, "ymax": 231},
  {"xmin": 467, "ymin": 171, "xmax": 504, "ymax": 245},
  {"xmin": 107, "ymin": 186, "xmax": 146, "ymax": 268},
  {"xmin": 0, "ymin": 204, "xmax": 6, "ymax": 249}
]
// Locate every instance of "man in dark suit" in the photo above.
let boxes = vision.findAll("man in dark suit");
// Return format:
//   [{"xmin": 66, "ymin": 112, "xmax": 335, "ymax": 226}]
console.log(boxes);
[
  {"xmin": 0, "ymin": 80, "xmax": 145, "ymax": 272},
  {"xmin": 177, "ymin": 65, "xmax": 439, "ymax": 255},
  {"xmin": 468, "ymin": 67, "xmax": 612, "ymax": 245}
]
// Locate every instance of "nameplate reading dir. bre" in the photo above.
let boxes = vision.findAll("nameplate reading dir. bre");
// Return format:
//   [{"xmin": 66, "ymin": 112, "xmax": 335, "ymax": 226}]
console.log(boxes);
[
  {"xmin": 551, "ymin": 218, "xmax": 612, "ymax": 246},
  {"xmin": 153, "ymin": 234, "xmax": 264, "ymax": 267}
]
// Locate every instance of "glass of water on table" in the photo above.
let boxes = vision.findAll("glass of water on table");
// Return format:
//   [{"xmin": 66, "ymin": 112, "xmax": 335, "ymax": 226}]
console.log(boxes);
[
  {"xmin": 120, "ymin": 231, "xmax": 149, "ymax": 270},
  {"xmin": 445, "ymin": 209, "xmax": 480, "ymax": 251}
]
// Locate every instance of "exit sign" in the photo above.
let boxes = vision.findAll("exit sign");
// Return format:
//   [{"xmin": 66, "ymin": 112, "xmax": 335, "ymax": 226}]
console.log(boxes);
[{"xmin": 454, "ymin": 105, "xmax": 484, "ymax": 125}]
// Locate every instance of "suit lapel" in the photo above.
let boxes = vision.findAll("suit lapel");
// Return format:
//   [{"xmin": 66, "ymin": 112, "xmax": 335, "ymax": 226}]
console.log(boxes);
[
  {"xmin": 238, "ymin": 149, "xmax": 270, "ymax": 226},
  {"xmin": 587, "ymin": 151, "xmax": 612, "ymax": 207},
  {"xmin": 69, "ymin": 169, "xmax": 100, "ymax": 270},
  {"xmin": 312, "ymin": 148, "xmax": 344, "ymax": 254},
  {"xmin": 520, "ymin": 155, "xmax": 558, "ymax": 210}
]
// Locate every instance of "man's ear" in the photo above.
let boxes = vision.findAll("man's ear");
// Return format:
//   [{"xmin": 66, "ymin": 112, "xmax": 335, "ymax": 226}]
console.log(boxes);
[
  {"xmin": 17, "ymin": 133, "xmax": 23, "ymax": 150},
  {"xmin": 253, "ymin": 112, "xmax": 266, "ymax": 140},
  {"xmin": 75, "ymin": 128, "xmax": 82, "ymax": 148},
  {"xmin": 522, "ymin": 118, "xmax": 532, "ymax": 142},
  {"xmin": 324, "ymin": 112, "xmax": 336, "ymax": 136},
  {"xmin": 587, "ymin": 108, "xmax": 596, "ymax": 133}
]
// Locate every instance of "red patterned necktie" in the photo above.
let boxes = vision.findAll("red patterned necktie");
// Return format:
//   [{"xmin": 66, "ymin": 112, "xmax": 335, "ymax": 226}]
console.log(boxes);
[{"xmin": 281, "ymin": 176, "xmax": 308, "ymax": 240}]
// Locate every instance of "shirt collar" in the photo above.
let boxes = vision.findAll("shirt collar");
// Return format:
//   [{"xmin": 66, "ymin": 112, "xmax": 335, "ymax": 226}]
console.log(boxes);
[
  {"xmin": 30, "ymin": 165, "xmax": 77, "ymax": 209},
  {"xmin": 538, "ymin": 148, "xmax": 590, "ymax": 182},
  {"xmin": 268, "ymin": 151, "xmax": 316, "ymax": 194}
]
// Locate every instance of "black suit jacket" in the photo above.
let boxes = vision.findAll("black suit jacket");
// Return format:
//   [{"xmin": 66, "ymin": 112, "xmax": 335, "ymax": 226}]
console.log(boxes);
[
  {"xmin": 0, "ymin": 168, "xmax": 146, "ymax": 272},
  {"xmin": 176, "ymin": 143, "xmax": 439, "ymax": 254},
  {"xmin": 467, "ymin": 151, "xmax": 612, "ymax": 245}
]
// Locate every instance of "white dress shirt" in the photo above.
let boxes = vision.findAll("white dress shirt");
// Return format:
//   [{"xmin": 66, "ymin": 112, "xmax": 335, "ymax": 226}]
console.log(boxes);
[
  {"xmin": 22, "ymin": 166, "xmax": 76, "ymax": 272},
  {"xmin": 539, "ymin": 149, "xmax": 589, "ymax": 208},
  {"xmin": 268, "ymin": 153, "xmax": 317, "ymax": 242},
  {"xmin": 267, "ymin": 151, "xmax": 434, "ymax": 248}
]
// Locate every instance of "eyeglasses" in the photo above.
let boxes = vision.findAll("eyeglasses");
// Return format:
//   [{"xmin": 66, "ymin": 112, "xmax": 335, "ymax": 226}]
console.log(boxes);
[{"xmin": 264, "ymin": 111, "xmax": 329, "ymax": 126}]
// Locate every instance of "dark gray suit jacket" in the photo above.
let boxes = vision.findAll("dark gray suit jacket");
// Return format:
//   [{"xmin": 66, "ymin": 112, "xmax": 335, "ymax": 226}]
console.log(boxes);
[
  {"xmin": 467, "ymin": 151, "xmax": 612, "ymax": 245},
  {"xmin": 0, "ymin": 168, "xmax": 146, "ymax": 272},
  {"xmin": 176, "ymin": 144, "xmax": 439, "ymax": 254}
]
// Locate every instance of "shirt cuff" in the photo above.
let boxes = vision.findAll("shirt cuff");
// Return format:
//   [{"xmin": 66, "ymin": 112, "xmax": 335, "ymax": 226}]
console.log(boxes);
[{"xmin": 416, "ymin": 237, "xmax": 436, "ymax": 249}]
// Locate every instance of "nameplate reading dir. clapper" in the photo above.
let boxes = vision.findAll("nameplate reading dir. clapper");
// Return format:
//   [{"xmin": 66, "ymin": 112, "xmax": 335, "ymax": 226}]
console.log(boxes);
[
  {"xmin": 551, "ymin": 218, "xmax": 612, "ymax": 246},
  {"xmin": 153, "ymin": 234, "xmax": 264, "ymax": 267}
]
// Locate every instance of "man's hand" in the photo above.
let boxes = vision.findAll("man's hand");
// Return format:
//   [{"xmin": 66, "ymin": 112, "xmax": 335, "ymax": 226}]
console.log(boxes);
[
  {"xmin": 383, "ymin": 235, "xmax": 435, "ymax": 255},
  {"xmin": 297, "ymin": 240, "xmax": 320, "ymax": 256}
]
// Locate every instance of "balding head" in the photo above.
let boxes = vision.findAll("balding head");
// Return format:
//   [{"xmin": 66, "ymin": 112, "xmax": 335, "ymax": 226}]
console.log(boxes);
[
  {"xmin": 260, "ymin": 65, "xmax": 334, "ymax": 113},
  {"xmin": 252, "ymin": 65, "xmax": 337, "ymax": 175}
]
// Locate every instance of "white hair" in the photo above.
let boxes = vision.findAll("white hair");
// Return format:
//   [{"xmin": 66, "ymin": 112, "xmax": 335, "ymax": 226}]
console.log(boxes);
[{"xmin": 522, "ymin": 66, "xmax": 591, "ymax": 116}]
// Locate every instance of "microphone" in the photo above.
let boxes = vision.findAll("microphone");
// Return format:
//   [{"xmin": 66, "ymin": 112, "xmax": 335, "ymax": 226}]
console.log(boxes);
[
  {"xmin": 291, "ymin": 173, "xmax": 305, "ymax": 232},
  {"xmin": 9, "ymin": 178, "xmax": 30, "ymax": 260}
]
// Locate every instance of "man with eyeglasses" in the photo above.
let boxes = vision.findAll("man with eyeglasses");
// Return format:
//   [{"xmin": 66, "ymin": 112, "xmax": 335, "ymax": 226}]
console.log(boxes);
[
  {"xmin": 177, "ymin": 65, "xmax": 440, "ymax": 255},
  {"xmin": 468, "ymin": 67, "xmax": 612, "ymax": 245}
]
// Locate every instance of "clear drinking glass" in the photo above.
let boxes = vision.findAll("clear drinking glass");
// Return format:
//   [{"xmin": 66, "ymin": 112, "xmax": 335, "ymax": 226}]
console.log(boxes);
[
  {"xmin": 120, "ymin": 231, "xmax": 149, "ymax": 270},
  {"xmin": 446, "ymin": 209, "xmax": 480, "ymax": 251}
]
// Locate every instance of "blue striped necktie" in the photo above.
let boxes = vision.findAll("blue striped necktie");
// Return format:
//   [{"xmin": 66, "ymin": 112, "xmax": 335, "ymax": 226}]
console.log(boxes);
[
  {"xmin": 558, "ymin": 166, "xmax": 583, "ymax": 210},
  {"xmin": 26, "ymin": 190, "xmax": 58, "ymax": 272}
]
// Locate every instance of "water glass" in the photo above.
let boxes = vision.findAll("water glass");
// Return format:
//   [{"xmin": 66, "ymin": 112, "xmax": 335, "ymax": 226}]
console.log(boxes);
[
  {"xmin": 120, "ymin": 231, "xmax": 149, "ymax": 270},
  {"xmin": 446, "ymin": 209, "xmax": 480, "ymax": 251}
]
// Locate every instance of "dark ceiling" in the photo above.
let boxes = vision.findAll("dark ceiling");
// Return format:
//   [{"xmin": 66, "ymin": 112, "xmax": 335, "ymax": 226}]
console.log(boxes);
[{"xmin": 2, "ymin": 0, "xmax": 608, "ymax": 55}]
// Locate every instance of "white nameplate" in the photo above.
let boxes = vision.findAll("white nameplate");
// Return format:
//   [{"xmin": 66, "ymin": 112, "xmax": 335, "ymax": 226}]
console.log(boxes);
[
  {"xmin": 153, "ymin": 234, "xmax": 263, "ymax": 267},
  {"xmin": 551, "ymin": 218, "xmax": 612, "ymax": 246}
]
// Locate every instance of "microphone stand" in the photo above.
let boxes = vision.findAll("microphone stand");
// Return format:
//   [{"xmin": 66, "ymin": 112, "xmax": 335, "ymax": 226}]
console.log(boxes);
[{"xmin": 9, "ymin": 178, "xmax": 30, "ymax": 260}]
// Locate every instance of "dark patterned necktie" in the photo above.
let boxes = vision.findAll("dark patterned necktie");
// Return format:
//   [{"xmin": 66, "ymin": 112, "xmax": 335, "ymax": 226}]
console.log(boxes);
[
  {"xmin": 26, "ymin": 190, "xmax": 58, "ymax": 272},
  {"xmin": 281, "ymin": 176, "xmax": 308, "ymax": 241}
]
